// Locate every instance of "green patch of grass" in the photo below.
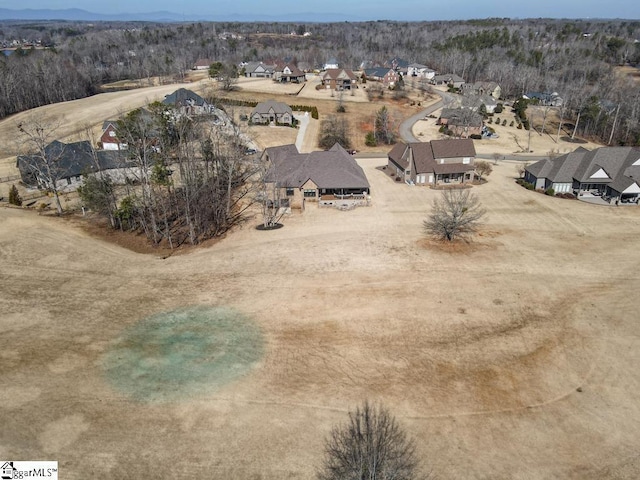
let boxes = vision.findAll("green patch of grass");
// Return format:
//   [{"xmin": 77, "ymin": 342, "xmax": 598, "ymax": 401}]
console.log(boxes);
[{"xmin": 102, "ymin": 306, "xmax": 263, "ymax": 402}]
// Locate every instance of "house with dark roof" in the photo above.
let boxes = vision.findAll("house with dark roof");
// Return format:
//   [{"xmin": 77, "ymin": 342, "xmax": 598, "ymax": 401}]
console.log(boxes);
[
  {"xmin": 16, "ymin": 140, "xmax": 133, "ymax": 192},
  {"xmin": 363, "ymin": 68, "xmax": 399, "ymax": 87},
  {"xmin": 524, "ymin": 147, "xmax": 640, "ymax": 204},
  {"xmin": 251, "ymin": 100, "xmax": 294, "ymax": 125},
  {"xmin": 274, "ymin": 63, "xmax": 306, "ymax": 83},
  {"xmin": 162, "ymin": 88, "xmax": 213, "ymax": 116},
  {"xmin": 438, "ymin": 108, "xmax": 484, "ymax": 138},
  {"xmin": 431, "ymin": 74, "xmax": 465, "ymax": 88},
  {"xmin": 387, "ymin": 139, "xmax": 477, "ymax": 186},
  {"xmin": 321, "ymin": 69, "xmax": 358, "ymax": 90},
  {"xmin": 262, "ymin": 143, "xmax": 370, "ymax": 209}
]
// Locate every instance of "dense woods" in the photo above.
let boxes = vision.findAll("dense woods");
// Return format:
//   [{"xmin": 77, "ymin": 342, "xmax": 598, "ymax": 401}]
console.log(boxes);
[{"xmin": 2, "ymin": 18, "xmax": 640, "ymax": 144}]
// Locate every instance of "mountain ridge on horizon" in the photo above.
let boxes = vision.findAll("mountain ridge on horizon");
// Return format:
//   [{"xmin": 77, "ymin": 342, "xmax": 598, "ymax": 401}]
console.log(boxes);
[{"xmin": 0, "ymin": 7, "xmax": 367, "ymax": 23}]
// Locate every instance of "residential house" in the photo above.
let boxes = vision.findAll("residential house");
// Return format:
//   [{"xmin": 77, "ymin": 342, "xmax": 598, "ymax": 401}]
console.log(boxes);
[
  {"xmin": 523, "ymin": 91, "xmax": 563, "ymax": 106},
  {"xmin": 323, "ymin": 58, "xmax": 339, "ymax": 70},
  {"xmin": 461, "ymin": 81, "xmax": 501, "ymax": 99},
  {"xmin": 251, "ymin": 100, "xmax": 294, "ymax": 125},
  {"xmin": 431, "ymin": 74, "xmax": 465, "ymax": 88},
  {"xmin": 524, "ymin": 146, "xmax": 640, "ymax": 204},
  {"xmin": 387, "ymin": 139, "xmax": 476, "ymax": 186},
  {"xmin": 262, "ymin": 143, "xmax": 370, "ymax": 209},
  {"xmin": 385, "ymin": 57, "xmax": 409, "ymax": 74},
  {"xmin": 273, "ymin": 63, "xmax": 306, "ymax": 83},
  {"xmin": 16, "ymin": 140, "xmax": 133, "ymax": 192},
  {"xmin": 321, "ymin": 68, "xmax": 358, "ymax": 90},
  {"xmin": 100, "ymin": 120, "xmax": 127, "ymax": 151},
  {"xmin": 162, "ymin": 88, "xmax": 214, "ymax": 116},
  {"xmin": 363, "ymin": 67, "xmax": 399, "ymax": 88},
  {"xmin": 244, "ymin": 61, "xmax": 276, "ymax": 78},
  {"xmin": 192, "ymin": 58, "xmax": 212, "ymax": 70},
  {"xmin": 438, "ymin": 108, "xmax": 484, "ymax": 138},
  {"xmin": 407, "ymin": 63, "xmax": 436, "ymax": 79}
]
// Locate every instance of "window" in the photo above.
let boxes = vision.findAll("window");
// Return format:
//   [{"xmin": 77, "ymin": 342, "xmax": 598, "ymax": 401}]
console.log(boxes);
[
  {"xmin": 463, "ymin": 157, "xmax": 470, "ymax": 164},
  {"xmin": 303, "ymin": 189, "xmax": 316, "ymax": 198},
  {"xmin": 286, "ymin": 188, "xmax": 294, "ymax": 196}
]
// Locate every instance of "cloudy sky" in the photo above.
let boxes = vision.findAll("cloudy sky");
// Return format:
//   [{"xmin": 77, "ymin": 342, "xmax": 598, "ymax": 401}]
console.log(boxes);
[{"xmin": 4, "ymin": 0, "xmax": 640, "ymax": 20}]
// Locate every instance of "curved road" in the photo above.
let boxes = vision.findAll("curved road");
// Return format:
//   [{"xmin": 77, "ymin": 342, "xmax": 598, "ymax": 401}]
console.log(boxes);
[{"xmin": 399, "ymin": 90, "xmax": 548, "ymax": 162}]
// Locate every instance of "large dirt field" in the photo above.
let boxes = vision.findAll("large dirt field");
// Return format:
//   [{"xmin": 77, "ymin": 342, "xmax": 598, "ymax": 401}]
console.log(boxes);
[{"xmin": 2, "ymin": 157, "xmax": 640, "ymax": 478}]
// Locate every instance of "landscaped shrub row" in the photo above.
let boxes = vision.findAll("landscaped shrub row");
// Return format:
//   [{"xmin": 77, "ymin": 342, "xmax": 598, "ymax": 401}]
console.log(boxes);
[{"xmin": 290, "ymin": 105, "xmax": 319, "ymax": 119}]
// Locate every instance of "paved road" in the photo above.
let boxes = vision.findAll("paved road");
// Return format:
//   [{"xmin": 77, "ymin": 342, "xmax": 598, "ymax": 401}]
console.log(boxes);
[{"xmin": 399, "ymin": 90, "xmax": 545, "ymax": 162}]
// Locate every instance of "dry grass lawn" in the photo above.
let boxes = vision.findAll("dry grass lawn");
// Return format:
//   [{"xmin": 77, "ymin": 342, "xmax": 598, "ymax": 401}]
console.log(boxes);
[{"xmin": 2, "ymin": 158, "xmax": 640, "ymax": 478}]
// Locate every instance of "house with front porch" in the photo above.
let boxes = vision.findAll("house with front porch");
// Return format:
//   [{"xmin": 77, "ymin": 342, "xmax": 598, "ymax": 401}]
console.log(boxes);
[
  {"xmin": 262, "ymin": 143, "xmax": 370, "ymax": 209},
  {"xmin": 387, "ymin": 139, "xmax": 476, "ymax": 186},
  {"xmin": 524, "ymin": 146, "xmax": 640, "ymax": 204},
  {"xmin": 461, "ymin": 81, "xmax": 501, "ymax": 99},
  {"xmin": 363, "ymin": 67, "xmax": 399, "ymax": 88},
  {"xmin": 162, "ymin": 88, "xmax": 214, "ymax": 116},
  {"xmin": 274, "ymin": 63, "xmax": 306, "ymax": 83}
]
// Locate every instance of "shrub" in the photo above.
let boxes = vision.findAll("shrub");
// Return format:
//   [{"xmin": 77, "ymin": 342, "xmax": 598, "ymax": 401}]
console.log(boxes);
[
  {"xmin": 495, "ymin": 103, "xmax": 504, "ymax": 113},
  {"xmin": 8, "ymin": 184, "xmax": 22, "ymax": 206},
  {"xmin": 517, "ymin": 123, "xmax": 523, "ymax": 129},
  {"xmin": 470, "ymin": 134, "xmax": 482, "ymax": 139},
  {"xmin": 510, "ymin": 121, "xmax": 515, "ymax": 127},
  {"xmin": 495, "ymin": 117, "xmax": 501, "ymax": 124},
  {"xmin": 545, "ymin": 187, "xmax": 555, "ymax": 196},
  {"xmin": 336, "ymin": 104, "xmax": 346, "ymax": 113},
  {"xmin": 502, "ymin": 119, "xmax": 507, "ymax": 126},
  {"xmin": 365, "ymin": 131, "xmax": 377, "ymax": 146},
  {"xmin": 488, "ymin": 118, "xmax": 493, "ymax": 124}
]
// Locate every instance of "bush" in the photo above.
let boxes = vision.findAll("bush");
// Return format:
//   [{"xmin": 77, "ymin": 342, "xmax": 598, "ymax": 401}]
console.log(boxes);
[
  {"xmin": 470, "ymin": 134, "xmax": 482, "ymax": 139},
  {"xmin": 502, "ymin": 119, "xmax": 507, "ymax": 126},
  {"xmin": 336, "ymin": 104, "xmax": 346, "ymax": 113},
  {"xmin": 488, "ymin": 118, "xmax": 493, "ymax": 124},
  {"xmin": 365, "ymin": 131, "xmax": 377, "ymax": 146},
  {"xmin": 495, "ymin": 117, "xmax": 501, "ymax": 124},
  {"xmin": 545, "ymin": 187, "xmax": 555, "ymax": 196},
  {"xmin": 8, "ymin": 184, "xmax": 22, "ymax": 206},
  {"xmin": 517, "ymin": 123, "xmax": 523, "ymax": 129},
  {"xmin": 495, "ymin": 103, "xmax": 504, "ymax": 113},
  {"xmin": 510, "ymin": 121, "xmax": 515, "ymax": 127}
]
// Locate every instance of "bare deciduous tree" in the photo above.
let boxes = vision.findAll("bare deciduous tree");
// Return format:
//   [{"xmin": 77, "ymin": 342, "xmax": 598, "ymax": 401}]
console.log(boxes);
[
  {"xmin": 319, "ymin": 115, "xmax": 352, "ymax": 150},
  {"xmin": 424, "ymin": 189, "xmax": 486, "ymax": 242},
  {"xmin": 317, "ymin": 401, "xmax": 424, "ymax": 480},
  {"xmin": 475, "ymin": 160, "xmax": 493, "ymax": 181},
  {"xmin": 16, "ymin": 116, "xmax": 66, "ymax": 214}
]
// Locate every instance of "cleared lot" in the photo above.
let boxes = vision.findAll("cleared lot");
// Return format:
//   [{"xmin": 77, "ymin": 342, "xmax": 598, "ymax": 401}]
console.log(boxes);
[{"xmin": 1, "ymin": 160, "xmax": 640, "ymax": 478}]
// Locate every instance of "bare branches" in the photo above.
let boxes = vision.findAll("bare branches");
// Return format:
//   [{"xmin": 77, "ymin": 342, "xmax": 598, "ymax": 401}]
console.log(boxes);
[
  {"xmin": 318, "ymin": 401, "xmax": 424, "ymax": 480},
  {"xmin": 424, "ymin": 189, "xmax": 486, "ymax": 242}
]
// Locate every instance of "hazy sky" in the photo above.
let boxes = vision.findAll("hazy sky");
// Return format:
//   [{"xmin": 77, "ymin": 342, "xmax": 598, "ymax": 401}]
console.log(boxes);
[{"xmin": 4, "ymin": 0, "xmax": 640, "ymax": 20}]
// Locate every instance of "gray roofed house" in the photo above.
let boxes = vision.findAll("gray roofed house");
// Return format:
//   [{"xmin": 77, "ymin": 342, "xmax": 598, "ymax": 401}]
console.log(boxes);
[
  {"xmin": 162, "ymin": 88, "xmax": 213, "ymax": 116},
  {"xmin": 251, "ymin": 100, "xmax": 294, "ymax": 125},
  {"xmin": 244, "ymin": 61, "xmax": 276, "ymax": 78},
  {"xmin": 524, "ymin": 146, "xmax": 640, "ymax": 204},
  {"xmin": 16, "ymin": 140, "xmax": 133, "ymax": 192},
  {"xmin": 263, "ymin": 143, "xmax": 370, "ymax": 209},
  {"xmin": 438, "ymin": 108, "xmax": 483, "ymax": 138},
  {"xmin": 407, "ymin": 63, "xmax": 436, "ymax": 79},
  {"xmin": 431, "ymin": 74, "xmax": 465, "ymax": 88},
  {"xmin": 387, "ymin": 139, "xmax": 476, "ymax": 186}
]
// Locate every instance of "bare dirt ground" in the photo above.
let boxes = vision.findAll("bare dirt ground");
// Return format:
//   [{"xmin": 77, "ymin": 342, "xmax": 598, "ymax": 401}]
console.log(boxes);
[{"xmin": 2, "ymin": 159, "xmax": 640, "ymax": 479}]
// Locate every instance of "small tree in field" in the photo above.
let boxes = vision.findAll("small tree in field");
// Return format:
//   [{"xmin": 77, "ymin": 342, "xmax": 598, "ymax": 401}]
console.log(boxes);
[
  {"xmin": 317, "ymin": 401, "xmax": 423, "ymax": 480},
  {"xmin": 475, "ymin": 160, "xmax": 493, "ymax": 181},
  {"xmin": 8, "ymin": 185, "xmax": 22, "ymax": 206},
  {"xmin": 424, "ymin": 189, "xmax": 486, "ymax": 242}
]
